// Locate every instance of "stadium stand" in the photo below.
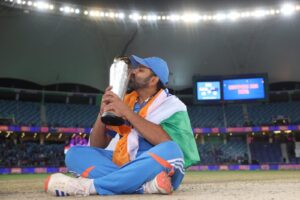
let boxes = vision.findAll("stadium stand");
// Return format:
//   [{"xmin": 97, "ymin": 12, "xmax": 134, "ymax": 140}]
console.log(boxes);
[
  {"xmin": 0, "ymin": 140, "xmax": 65, "ymax": 167},
  {"xmin": 197, "ymin": 136, "xmax": 248, "ymax": 165}
]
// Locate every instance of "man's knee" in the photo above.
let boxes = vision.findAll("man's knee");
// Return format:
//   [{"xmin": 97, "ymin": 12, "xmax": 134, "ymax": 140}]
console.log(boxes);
[
  {"xmin": 65, "ymin": 146, "xmax": 83, "ymax": 167},
  {"xmin": 150, "ymin": 141, "xmax": 184, "ymax": 159}
]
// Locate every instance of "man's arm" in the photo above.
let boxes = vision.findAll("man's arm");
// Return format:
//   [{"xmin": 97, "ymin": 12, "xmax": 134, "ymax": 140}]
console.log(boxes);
[
  {"xmin": 125, "ymin": 111, "xmax": 171, "ymax": 145},
  {"xmin": 90, "ymin": 86, "xmax": 114, "ymax": 148},
  {"xmin": 89, "ymin": 113, "xmax": 112, "ymax": 148},
  {"xmin": 102, "ymin": 91, "xmax": 171, "ymax": 145}
]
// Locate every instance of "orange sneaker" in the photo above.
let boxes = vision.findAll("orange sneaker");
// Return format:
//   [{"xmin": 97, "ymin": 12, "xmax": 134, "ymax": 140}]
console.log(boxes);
[{"xmin": 143, "ymin": 171, "xmax": 173, "ymax": 194}]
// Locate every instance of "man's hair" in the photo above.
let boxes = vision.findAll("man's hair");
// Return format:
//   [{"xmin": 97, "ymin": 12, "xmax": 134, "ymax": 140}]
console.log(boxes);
[
  {"xmin": 157, "ymin": 80, "xmax": 166, "ymax": 90},
  {"xmin": 150, "ymin": 69, "xmax": 166, "ymax": 90}
]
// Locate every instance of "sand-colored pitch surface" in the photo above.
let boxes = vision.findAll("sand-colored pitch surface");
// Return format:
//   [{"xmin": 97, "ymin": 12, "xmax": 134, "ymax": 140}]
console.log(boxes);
[{"xmin": 0, "ymin": 171, "xmax": 300, "ymax": 200}]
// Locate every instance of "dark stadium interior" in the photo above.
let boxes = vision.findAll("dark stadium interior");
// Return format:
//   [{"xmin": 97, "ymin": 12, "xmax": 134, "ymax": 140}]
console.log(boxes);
[{"xmin": 1, "ymin": 0, "xmax": 300, "ymax": 171}]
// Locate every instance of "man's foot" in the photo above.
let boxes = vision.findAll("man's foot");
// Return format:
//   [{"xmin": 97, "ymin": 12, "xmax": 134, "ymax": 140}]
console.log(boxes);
[
  {"xmin": 45, "ymin": 173, "xmax": 93, "ymax": 196},
  {"xmin": 143, "ymin": 171, "xmax": 173, "ymax": 194}
]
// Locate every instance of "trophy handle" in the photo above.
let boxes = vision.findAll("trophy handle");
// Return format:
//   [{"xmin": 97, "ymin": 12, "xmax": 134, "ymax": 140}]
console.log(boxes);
[{"xmin": 101, "ymin": 111, "xmax": 125, "ymax": 126}]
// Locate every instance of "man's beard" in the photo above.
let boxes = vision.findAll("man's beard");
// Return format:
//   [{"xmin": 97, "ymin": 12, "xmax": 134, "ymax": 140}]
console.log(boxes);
[{"xmin": 128, "ymin": 75, "xmax": 152, "ymax": 90}]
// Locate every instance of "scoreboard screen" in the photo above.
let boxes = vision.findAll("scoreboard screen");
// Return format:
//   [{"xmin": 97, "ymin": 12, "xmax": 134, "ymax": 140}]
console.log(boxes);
[
  {"xmin": 223, "ymin": 78, "xmax": 266, "ymax": 100},
  {"xmin": 196, "ymin": 81, "xmax": 221, "ymax": 100}
]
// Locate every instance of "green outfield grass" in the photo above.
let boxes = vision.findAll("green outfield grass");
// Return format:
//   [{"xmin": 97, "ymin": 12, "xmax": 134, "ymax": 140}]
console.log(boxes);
[{"xmin": 1, "ymin": 170, "xmax": 300, "ymax": 182}]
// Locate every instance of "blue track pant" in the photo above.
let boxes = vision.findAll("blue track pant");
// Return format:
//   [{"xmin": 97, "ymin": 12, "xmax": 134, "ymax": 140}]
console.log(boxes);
[{"xmin": 65, "ymin": 141, "xmax": 185, "ymax": 195}]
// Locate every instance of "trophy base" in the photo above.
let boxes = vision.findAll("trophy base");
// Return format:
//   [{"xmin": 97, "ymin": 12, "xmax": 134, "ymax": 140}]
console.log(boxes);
[{"xmin": 101, "ymin": 112, "xmax": 125, "ymax": 126}]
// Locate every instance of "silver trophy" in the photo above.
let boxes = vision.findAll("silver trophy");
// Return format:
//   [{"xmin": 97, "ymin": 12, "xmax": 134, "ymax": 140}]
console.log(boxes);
[{"xmin": 101, "ymin": 57, "xmax": 131, "ymax": 126}]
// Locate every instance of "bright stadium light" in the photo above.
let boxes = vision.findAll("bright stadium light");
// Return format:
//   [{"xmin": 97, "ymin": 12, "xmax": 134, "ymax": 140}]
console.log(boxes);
[
  {"xmin": 1, "ymin": 0, "xmax": 300, "ymax": 24},
  {"xmin": 118, "ymin": 12, "xmax": 125, "ymax": 19},
  {"xmin": 35, "ymin": 2, "xmax": 50, "ymax": 10},
  {"xmin": 182, "ymin": 13, "xmax": 200, "ymax": 23},
  {"xmin": 251, "ymin": 9, "xmax": 267, "ymax": 18},
  {"xmin": 169, "ymin": 14, "xmax": 180, "ymax": 21},
  {"xmin": 147, "ymin": 14, "xmax": 158, "ymax": 21},
  {"xmin": 109, "ymin": 12, "xmax": 115, "ymax": 18},
  {"xmin": 63, "ymin": 6, "xmax": 70, "ymax": 13},
  {"xmin": 129, "ymin": 13, "xmax": 142, "ymax": 21},
  {"xmin": 89, "ymin": 10, "xmax": 100, "ymax": 17},
  {"xmin": 281, "ymin": 3, "xmax": 296, "ymax": 15},
  {"xmin": 214, "ymin": 13, "xmax": 227, "ymax": 21},
  {"xmin": 268, "ymin": 9, "xmax": 276, "ymax": 15},
  {"xmin": 228, "ymin": 11, "xmax": 240, "ymax": 21}
]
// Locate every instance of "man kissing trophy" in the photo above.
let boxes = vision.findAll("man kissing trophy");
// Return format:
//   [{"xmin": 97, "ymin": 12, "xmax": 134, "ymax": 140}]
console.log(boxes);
[{"xmin": 101, "ymin": 57, "xmax": 131, "ymax": 126}]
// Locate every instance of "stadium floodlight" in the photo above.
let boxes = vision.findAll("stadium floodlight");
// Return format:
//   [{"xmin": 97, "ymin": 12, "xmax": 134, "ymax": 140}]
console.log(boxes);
[
  {"xmin": 228, "ymin": 11, "xmax": 240, "ymax": 21},
  {"xmin": 182, "ymin": 13, "xmax": 200, "ymax": 23},
  {"xmin": 89, "ymin": 10, "xmax": 100, "ymax": 17},
  {"xmin": 214, "ymin": 13, "xmax": 227, "ymax": 21},
  {"xmin": 202, "ymin": 15, "xmax": 213, "ymax": 21},
  {"xmin": 16, "ymin": 0, "xmax": 21, "ymax": 4},
  {"xmin": 83, "ymin": 10, "xmax": 88, "ymax": 15},
  {"xmin": 161, "ymin": 15, "xmax": 166, "ymax": 20},
  {"xmin": 22, "ymin": 1, "xmax": 26, "ymax": 4},
  {"xmin": 147, "ymin": 14, "xmax": 158, "ymax": 21},
  {"xmin": 281, "ymin": 3, "xmax": 296, "ymax": 15},
  {"xmin": 268, "ymin": 9, "xmax": 276, "ymax": 15},
  {"xmin": 251, "ymin": 9, "xmax": 267, "ymax": 18},
  {"xmin": 109, "ymin": 12, "xmax": 115, "ymax": 18},
  {"xmin": 129, "ymin": 13, "xmax": 142, "ymax": 21},
  {"xmin": 118, "ymin": 12, "xmax": 125, "ymax": 19},
  {"xmin": 35, "ymin": 2, "xmax": 50, "ymax": 10},
  {"xmin": 240, "ymin": 11, "xmax": 251, "ymax": 18},
  {"xmin": 27, "ymin": 1, "xmax": 32, "ymax": 6},
  {"xmin": 63, "ymin": 6, "xmax": 71, "ymax": 13},
  {"xmin": 75, "ymin": 8, "xmax": 80, "ymax": 14},
  {"xmin": 170, "ymin": 14, "xmax": 180, "ymax": 21}
]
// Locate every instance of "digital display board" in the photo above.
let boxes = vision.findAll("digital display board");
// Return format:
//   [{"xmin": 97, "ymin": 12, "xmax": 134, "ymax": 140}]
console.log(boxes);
[
  {"xmin": 196, "ymin": 81, "xmax": 221, "ymax": 100},
  {"xmin": 223, "ymin": 78, "xmax": 266, "ymax": 100}
]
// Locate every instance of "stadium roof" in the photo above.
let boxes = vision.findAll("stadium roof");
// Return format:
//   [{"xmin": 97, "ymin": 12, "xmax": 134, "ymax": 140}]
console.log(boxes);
[{"xmin": 0, "ymin": 0, "xmax": 300, "ymax": 90}]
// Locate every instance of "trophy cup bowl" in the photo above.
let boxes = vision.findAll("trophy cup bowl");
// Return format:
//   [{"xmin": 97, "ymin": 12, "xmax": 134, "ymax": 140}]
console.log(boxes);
[{"xmin": 101, "ymin": 58, "xmax": 131, "ymax": 126}]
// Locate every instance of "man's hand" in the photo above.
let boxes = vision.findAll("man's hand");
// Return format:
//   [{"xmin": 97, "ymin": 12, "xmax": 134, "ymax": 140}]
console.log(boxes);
[{"xmin": 102, "ymin": 87, "xmax": 131, "ymax": 119}]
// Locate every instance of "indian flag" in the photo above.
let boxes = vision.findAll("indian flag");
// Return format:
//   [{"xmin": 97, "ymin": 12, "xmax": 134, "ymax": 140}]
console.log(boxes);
[{"xmin": 145, "ymin": 89, "xmax": 200, "ymax": 168}]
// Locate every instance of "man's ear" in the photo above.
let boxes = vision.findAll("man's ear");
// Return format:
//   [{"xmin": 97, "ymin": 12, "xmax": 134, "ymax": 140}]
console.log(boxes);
[{"xmin": 150, "ymin": 76, "xmax": 160, "ymax": 86}]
